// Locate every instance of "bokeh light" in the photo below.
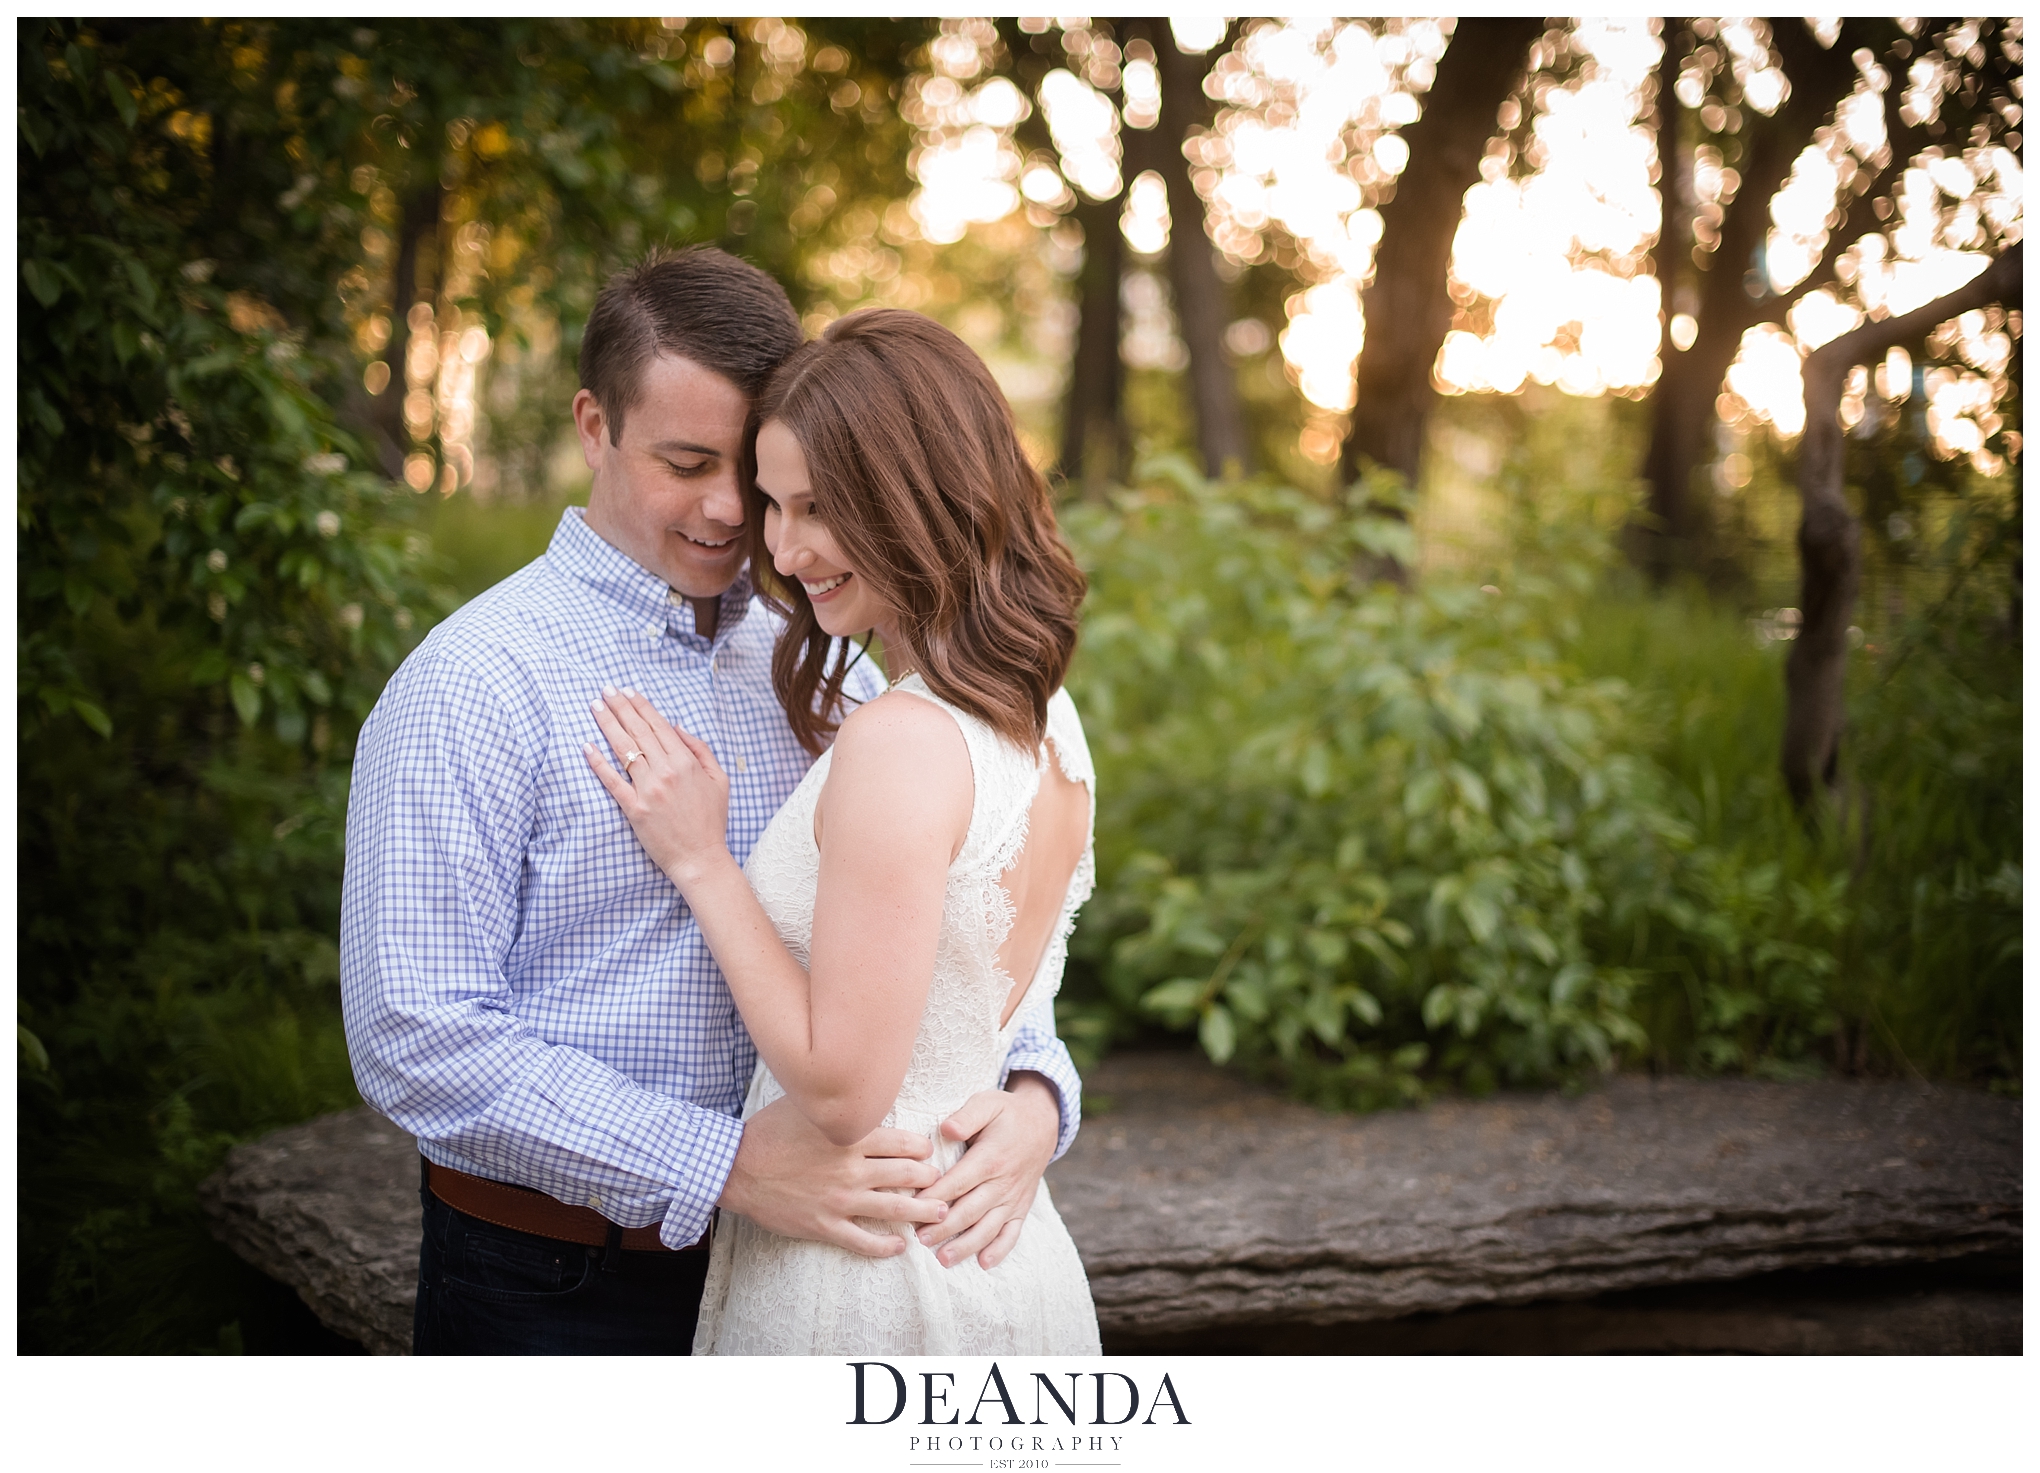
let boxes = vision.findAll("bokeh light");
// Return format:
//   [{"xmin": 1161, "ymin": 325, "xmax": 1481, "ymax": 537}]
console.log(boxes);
[
  {"xmin": 896, "ymin": 17, "xmax": 2021, "ymax": 474},
  {"xmin": 906, "ymin": 19, "xmax": 1029, "ymax": 245},
  {"xmin": 1039, "ymin": 66, "xmax": 1122, "ymax": 201},
  {"xmin": 1716, "ymin": 22, "xmax": 2022, "ymax": 470},
  {"xmin": 1122, "ymin": 270, "xmax": 1188, "ymax": 371},
  {"xmin": 1121, "ymin": 170, "xmax": 1171, "ymax": 256},
  {"xmin": 1169, "ymin": 18, "xmax": 1229, "ymax": 57},
  {"xmin": 1194, "ymin": 18, "xmax": 1450, "ymax": 409},
  {"xmin": 1438, "ymin": 19, "xmax": 1663, "ymax": 399}
]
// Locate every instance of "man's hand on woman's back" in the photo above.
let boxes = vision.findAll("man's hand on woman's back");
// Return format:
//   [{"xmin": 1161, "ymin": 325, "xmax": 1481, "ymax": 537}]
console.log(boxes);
[{"xmin": 917, "ymin": 1072, "xmax": 1061, "ymax": 1270}]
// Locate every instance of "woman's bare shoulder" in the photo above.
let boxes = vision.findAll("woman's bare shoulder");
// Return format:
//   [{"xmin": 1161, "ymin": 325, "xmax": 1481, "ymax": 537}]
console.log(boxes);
[
  {"xmin": 824, "ymin": 687, "xmax": 973, "ymax": 823},
  {"xmin": 837, "ymin": 684, "xmax": 968, "ymax": 750}
]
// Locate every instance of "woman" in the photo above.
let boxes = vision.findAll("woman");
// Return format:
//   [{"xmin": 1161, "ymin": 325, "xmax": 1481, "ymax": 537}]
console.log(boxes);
[{"xmin": 582, "ymin": 309, "xmax": 1101, "ymax": 1354}]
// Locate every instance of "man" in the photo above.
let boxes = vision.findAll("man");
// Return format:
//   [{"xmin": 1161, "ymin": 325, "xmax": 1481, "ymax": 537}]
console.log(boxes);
[{"xmin": 340, "ymin": 246, "xmax": 1079, "ymax": 1354}]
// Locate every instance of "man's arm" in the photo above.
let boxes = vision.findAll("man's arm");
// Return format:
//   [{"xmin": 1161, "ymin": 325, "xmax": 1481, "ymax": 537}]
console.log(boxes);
[
  {"xmin": 718, "ymin": 1096, "xmax": 945, "ymax": 1255},
  {"xmin": 342, "ymin": 651, "xmax": 746, "ymax": 1249},
  {"xmin": 1002, "ymin": 991, "xmax": 1083, "ymax": 1161}
]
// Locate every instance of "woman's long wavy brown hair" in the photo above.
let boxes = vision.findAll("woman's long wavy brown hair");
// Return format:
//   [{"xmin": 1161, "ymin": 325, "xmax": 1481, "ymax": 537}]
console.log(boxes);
[{"xmin": 742, "ymin": 309, "xmax": 1087, "ymax": 756}]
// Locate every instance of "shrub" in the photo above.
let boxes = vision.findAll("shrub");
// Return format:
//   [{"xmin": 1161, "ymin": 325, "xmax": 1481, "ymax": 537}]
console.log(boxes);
[
  {"xmin": 17, "ymin": 25, "xmax": 445, "ymax": 1351},
  {"xmin": 1058, "ymin": 447, "xmax": 2018, "ymax": 1105},
  {"xmin": 1061, "ymin": 460, "xmax": 1691, "ymax": 1107}
]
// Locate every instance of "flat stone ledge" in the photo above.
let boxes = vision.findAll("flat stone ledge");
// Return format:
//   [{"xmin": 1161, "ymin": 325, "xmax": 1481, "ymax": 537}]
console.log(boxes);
[
  {"xmin": 1108, "ymin": 1257, "xmax": 2022, "ymax": 1354},
  {"xmin": 201, "ymin": 1052, "xmax": 2020, "ymax": 1355},
  {"xmin": 1061, "ymin": 1053, "xmax": 2019, "ymax": 1340},
  {"xmin": 199, "ymin": 1107, "xmax": 423, "ymax": 1355}
]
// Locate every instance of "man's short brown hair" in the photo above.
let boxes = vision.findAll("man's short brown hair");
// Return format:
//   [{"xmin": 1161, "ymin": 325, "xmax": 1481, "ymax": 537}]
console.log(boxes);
[{"xmin": 578, "ymin": 245, "xmax": 802, "ymax": 443}]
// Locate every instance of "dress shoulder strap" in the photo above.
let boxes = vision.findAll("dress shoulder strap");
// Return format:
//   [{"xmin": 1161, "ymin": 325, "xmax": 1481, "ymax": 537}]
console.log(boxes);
[
  {"xmin": 888, "ymin": 673, "xmax": 1042, "ymax": 872},
  {"xmin": 1043, "ymin": 687, "xmax": 1095, "ymax": 790}
]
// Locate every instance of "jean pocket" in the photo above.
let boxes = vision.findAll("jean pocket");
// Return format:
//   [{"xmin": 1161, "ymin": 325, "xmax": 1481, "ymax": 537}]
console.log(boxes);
[{"xmin": 443, "ymin": 1228, "xmax": 599, "ymax": 1305}]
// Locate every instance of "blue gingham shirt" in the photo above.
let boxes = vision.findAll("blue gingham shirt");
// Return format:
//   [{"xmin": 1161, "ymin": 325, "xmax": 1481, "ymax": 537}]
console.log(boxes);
[{"xmin": 340, "ymin": 507, "xmax": 1081, "ymax": 1250}]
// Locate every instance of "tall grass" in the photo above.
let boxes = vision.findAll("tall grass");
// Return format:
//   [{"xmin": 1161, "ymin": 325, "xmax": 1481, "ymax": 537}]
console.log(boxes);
[
  {"xmin": 416, "ymin": 486, "xmax": 585, "ymax": 601},
  {"xmin": 1450, "ymin": 389, "xmax": 2018, "ymax": 1086},
  {"xmin": 1565, "ymin": 582, "xmax": 2019, "ymax": 1084}
]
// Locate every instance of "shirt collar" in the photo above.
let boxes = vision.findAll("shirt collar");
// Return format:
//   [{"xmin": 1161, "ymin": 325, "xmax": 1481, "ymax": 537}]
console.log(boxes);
[{"xmin": 546, "ymin": 506, "xmax": 753, "ymax": 644}]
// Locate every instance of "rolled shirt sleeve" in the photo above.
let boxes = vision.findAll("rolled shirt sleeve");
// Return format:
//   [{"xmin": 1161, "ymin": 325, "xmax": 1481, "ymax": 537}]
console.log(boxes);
[{"xmin": 999, "ymin": 992, "xmax": 1084, "ymax": 1163}]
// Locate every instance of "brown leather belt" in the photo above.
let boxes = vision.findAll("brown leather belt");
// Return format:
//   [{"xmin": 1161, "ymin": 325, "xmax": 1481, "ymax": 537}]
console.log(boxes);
[{"xmin": 426, "ymin": 1160, "xmax": 708, "ymax": 1253}]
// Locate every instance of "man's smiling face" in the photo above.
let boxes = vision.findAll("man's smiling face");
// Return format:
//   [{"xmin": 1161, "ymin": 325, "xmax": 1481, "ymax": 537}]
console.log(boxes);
[{"xmin": 575, "ymin": 352, "xmax": 750, "ymax": 602}]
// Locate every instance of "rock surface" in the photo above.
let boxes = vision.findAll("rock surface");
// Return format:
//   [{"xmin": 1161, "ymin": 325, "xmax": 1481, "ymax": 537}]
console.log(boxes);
[
  {"xmin": 1063, "ymin": 1053, "xmax": 2020, "ymax": 1341},
  {"xmin": 1134, "ymin": 1257, "xmax": 2021, "ymax": 1354},
  {"xmin": 201, "ymin": 1051, "xmax": 2020, "ymax": 1354},
  {"xmin": 199, "ymin": 1106, "xmax": 423, "ymax": 1356}
]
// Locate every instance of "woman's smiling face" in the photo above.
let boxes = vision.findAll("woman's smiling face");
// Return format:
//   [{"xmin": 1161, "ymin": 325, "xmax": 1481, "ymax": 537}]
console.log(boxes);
[{"xmin": 754, "ymin": 419, "xmax": 894, "ymax": 641}]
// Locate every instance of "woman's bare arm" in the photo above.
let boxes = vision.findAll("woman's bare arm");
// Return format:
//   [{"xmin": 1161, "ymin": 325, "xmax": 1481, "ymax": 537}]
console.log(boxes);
[{"xmin": 585, "ymin": 687, "xmax": 970, "ymax": 1146}]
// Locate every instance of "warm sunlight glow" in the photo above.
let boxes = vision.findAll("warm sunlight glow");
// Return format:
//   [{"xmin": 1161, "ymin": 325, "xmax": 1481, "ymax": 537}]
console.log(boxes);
[
  {"xmin": 1122, "ymin": 269, "xmax": 1188, "ymax": 371},
  {"xmin": 1170, "ymin": 17, "xmax": 1229, "ymax": 57},
  {"xmin": 1194, "ymin": 17, "xmax": 1450, "ymax": 409},
  {"xmin": 1040, "ymin": 67, "xmax": 1122, "ymax": 201},
  {"xmin": 1281, "ymin": 278, "xmax": 1364, "ymax": 411},
  {"xmin": 1438, "ymin": 20, "xmax": 1662, "ymax": 399},
  {"xmin": 1722, "ymin": 75, "xmax": 2022, "ymax": 471},
  {"xmin": 905, "ymin": 20, "xmax": 1030, "ymax": 244},
  {"xmin": 891, "ymin": 17, "xmax": 2020, "ymax": 476},
  {"xmin": 1121, "ymin": 169, "xmax": 1171, "ymax": 256}
]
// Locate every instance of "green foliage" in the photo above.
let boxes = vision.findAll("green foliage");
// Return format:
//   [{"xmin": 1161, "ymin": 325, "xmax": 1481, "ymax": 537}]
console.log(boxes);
[
  {"xmin": 18, "ymin": 31, "xmax": 431, "ymax": 744},
  {"xmin": 32, "ymin": 19, "xmax": 932, "ymax": 490},
  {"xmin": 1062, "ymin": 458, "xmax": 1671, "ymax": 1106},
  {"xmin": 1567, "ymin": 594, "xmax": 1854, "ymax": 1076},
  {"xmin": 17, "ymin": 20, "xmax": 442, "ymax": 1352},
  {"xmin": 1574, "ymin": 471, "xmax": 2022, "ymax": 1086},
  {"xmin": 1058, "ymin": 447, "xmax": 2020, "ymax": 1105}
]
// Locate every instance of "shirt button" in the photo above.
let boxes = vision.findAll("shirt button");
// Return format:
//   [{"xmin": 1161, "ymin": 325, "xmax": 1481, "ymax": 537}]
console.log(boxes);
[
  {"xmin": 733, "ymin": 756, "xmax": 748, "ymax": 773},
  {"xmin": 644, "ymin": 620, "xmax": 661, "ymax": 638}
]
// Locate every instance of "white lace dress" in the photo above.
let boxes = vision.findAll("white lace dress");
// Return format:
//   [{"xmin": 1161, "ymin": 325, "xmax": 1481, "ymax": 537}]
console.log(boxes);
[{"xmin": 691, "ymin": 675, "xmax": 1102, "ymax": 1355}]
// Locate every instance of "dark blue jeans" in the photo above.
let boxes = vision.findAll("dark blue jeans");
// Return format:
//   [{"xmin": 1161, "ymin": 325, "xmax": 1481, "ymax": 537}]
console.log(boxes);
[{"xmin": 413, "ymin": 1167, "xmax": 710, "ymax": 1355}]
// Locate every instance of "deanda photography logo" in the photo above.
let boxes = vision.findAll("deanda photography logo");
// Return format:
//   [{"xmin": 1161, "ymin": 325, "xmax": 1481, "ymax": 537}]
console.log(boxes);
[{"xmin": 847, "ymin": 1361, "xmax": 1191, "ymax": 1463}]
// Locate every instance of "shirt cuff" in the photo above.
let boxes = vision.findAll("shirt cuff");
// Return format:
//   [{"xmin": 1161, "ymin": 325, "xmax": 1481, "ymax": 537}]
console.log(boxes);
[
  {"xmin": 658, "ymin": 1106, "xmax": 747, "ymax": 1249},
  {"xmin": 999, "ymin": 1050, "xmax": 1083, "ymax": 1163}
]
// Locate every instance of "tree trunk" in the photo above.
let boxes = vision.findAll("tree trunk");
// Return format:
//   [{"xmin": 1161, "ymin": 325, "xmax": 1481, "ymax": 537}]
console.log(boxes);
[
  {"xmin": 1782, "ymin": 244, "xmax": 2021, "ymax": 809},
  {"xmin": 372, "ymin": 182, "xmax": 444, "ymax": 479},
  {"xmin": 1651, "ymin": 18, "xmax": 1691, "ymax": 325},
  {"xmin": 1149, "ymin": 26, "xmax": 1251, "ymax": 479},
  {"xmin": 1337, "ymin": 16, "xmax": 1541, "ymax": 494},
  {"xmin": 1061, "ymin": 190, "xmax": 1127, "ymax": 493},
  {"xmin": 1639, "ymin": 21, "xmax": 1859, "ymax": 579},
  {"xmin": 1640, "ymin": 108, "xmax": 1797, "ymax": 573},
  {"xmin": 1635, "ymin": 21, "xmax": 1694, "ymax": 573}
]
